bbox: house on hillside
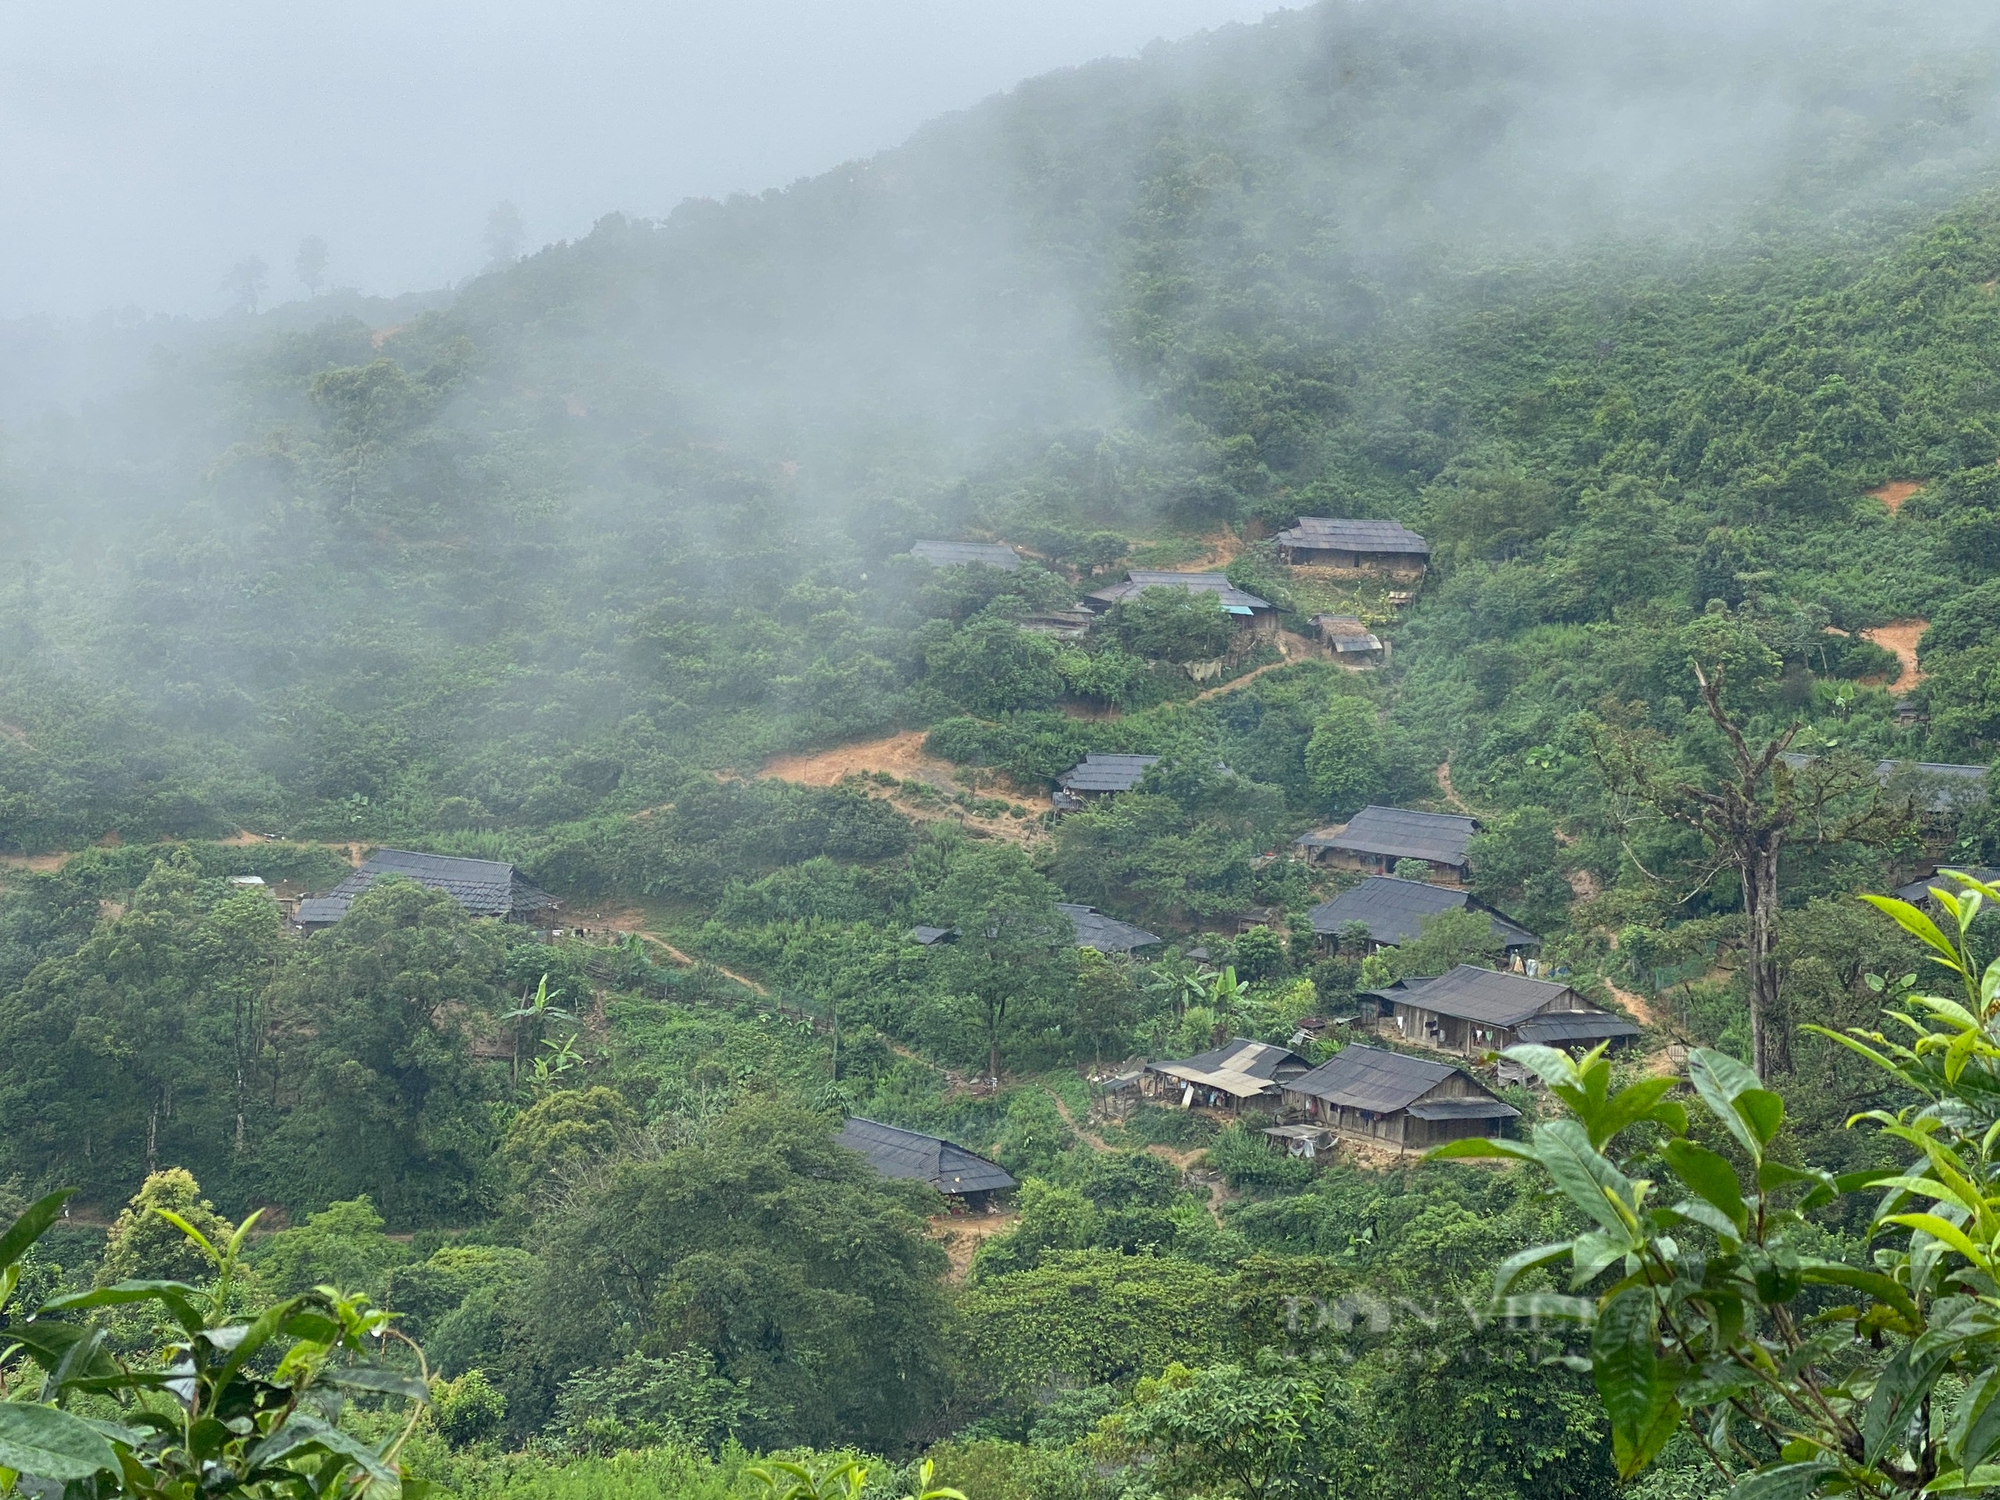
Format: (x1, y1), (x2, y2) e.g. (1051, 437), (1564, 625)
(1309, 876), (1539, 963)
(836, 1116), (1015, 1209)
(1144, 1038), (1312, 1113)
(1295, 806), (1480, 884)
(1058, 903), (1163, 956)
(907, 539), (1021, 571)
(1083, 571), (1278, 635)
(1892, 868), (2000, 906)
(1272, 518), (1429, 575)
(295, 849), (557, 933)
(1280, 1044), (1518, 1153)
(1052, 753), (1160, 812)
(1363, 964), (1639, 1058)
(907, 925), (960, 946)
(1310, 614), (1385, 665)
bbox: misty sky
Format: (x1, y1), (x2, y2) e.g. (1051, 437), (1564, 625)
(3, 0), (1284, 321)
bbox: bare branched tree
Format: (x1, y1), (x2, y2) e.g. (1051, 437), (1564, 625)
(1594, 665), (1908, 1079)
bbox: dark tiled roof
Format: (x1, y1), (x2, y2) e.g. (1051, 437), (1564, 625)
(1057, 754), (1161, 794)
(908, 926), (960, 945)
(1084, 571), (1273, 612)
(1057, 902), (1162, 954)
(1516, 1013), (1642, 1045)
(908, 539), (1020, 571)
(1274, 518), (1430, 555)
(299, 849), (556, 926)
(1150, 1038), (1311, 1097)
(1778, 756), (1988, 815)
(837, 1117), (1016, 1195)
(1297, 806), (1479, 865)
(1893, 868), (2000, 903)
(1876, 760), (1989, 813)
(1287, 1044), (1462, 1111)
(1393, 964), (1579, 1027)
(1309, 877), (1540, 948)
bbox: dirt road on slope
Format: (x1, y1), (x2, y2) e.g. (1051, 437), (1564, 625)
(759, 730), (1044, 841)
(1867, 480), (1925, 514)
(1861, 620), (1928, 689)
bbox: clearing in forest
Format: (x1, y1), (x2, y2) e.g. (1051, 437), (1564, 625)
(759, 730), (1044, 841)
(1861, 619), (1927, 688)
(1866, 479), (1925, 513)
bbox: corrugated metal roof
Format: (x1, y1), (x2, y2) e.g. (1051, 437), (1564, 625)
(1057, 902), (1162, 954)
(1309, 877), (1540, 949)
(1274, 518), (1431, 555)
(1056, 753), (1161, 793)
(1408, 1097), (1521, 1121)
(1396, 964), (1580, 1026)
(1084, 571), (1273, 611)
(1150, 1038), (1310, 1097)
(836, 1116), (1016, 1195)
(1286, 1044), (1464, 1111)
(908, 539), (1021, 570)
(1296, 806), (1479, 865)
(298, 849), (556, 927)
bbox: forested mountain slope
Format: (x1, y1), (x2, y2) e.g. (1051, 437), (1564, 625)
(11, 3), (2000, 1497)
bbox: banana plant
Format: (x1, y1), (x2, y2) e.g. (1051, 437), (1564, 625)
(0, 1190), (428, 1500)
(1433, 870), (2000, 1500)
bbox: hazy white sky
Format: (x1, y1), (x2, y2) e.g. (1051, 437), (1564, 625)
(1, 0), (1283, 319)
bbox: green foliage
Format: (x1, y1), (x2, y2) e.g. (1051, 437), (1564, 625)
(433, 1369), (510, 1448)
(548, 1350), (753, 1455)
(0, 1188), (430, 1500)
(1208, 1124), (1314, 1193)
(1304, 698), (1384, 815)
(1107, 589), (1236, 664)
(255, 1194), (411, 1299)
(960, 1249), (1231, 1395)
(532, 1096), (950, 1451)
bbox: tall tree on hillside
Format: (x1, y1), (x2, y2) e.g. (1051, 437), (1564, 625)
(932, 843), (1075, 1081)
(1594, 665), (1904, 1079)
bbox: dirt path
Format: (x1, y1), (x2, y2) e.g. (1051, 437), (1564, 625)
(1049, 1093), (1232, 1220)
(0, 851), (67, 872)
(1860, 619), (1927, 689)
(628, 931), (770, 996)
(1867, 480), (1925, 514)
(1189, 631), (1324, 704)
(929, 1211), (1019, 1282)
(1436, 759), (1474, 816)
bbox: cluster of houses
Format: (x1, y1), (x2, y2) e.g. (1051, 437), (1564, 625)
(906, 515), (1425, 680)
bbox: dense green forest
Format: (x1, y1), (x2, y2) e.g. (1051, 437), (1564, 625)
(17, 2), (2000, 1498)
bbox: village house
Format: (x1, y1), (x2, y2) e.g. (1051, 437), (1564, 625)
(1892, 868), (2000, 906)
(1058, 903), (1163, 956)
(1294, 806), (1479, 884)
(907, 539), (1021, 571)
(906, 904), (1159, 956)
(1278, 1044), (1518, 1154)
(836, 1116), (1016, 1210)
(1083, 571), (1279, 636)
(1052, 753), (1160, 812)
(1144, 1038), (1312, 1114)
(1309, 876), (1540, 964)
(294, 849), (558, 933)
(1017, 609), (1094, 640)
(1363, 964), (1639, 1058)
(1271, 518), (1430, 575)
(1309, 614), (1386, 665)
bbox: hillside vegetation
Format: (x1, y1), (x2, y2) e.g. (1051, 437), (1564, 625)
(10, 3), (2000, 1499)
